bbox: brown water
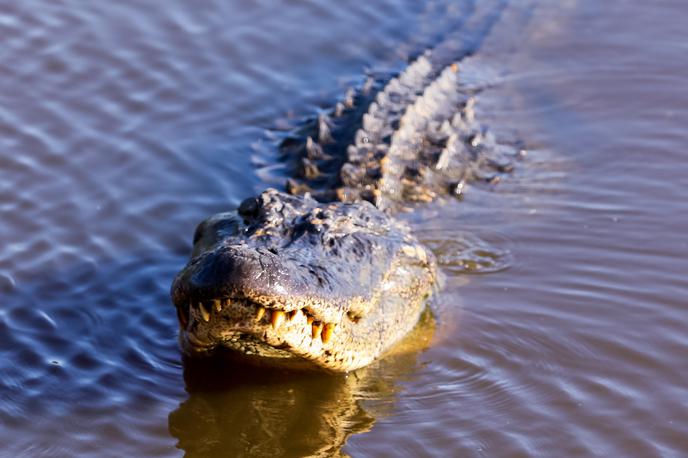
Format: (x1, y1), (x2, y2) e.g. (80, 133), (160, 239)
(1, 0), (687, 456)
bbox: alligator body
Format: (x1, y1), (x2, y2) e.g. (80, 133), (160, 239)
(282, 56), (513, 211)
(171, 3), (518, 372)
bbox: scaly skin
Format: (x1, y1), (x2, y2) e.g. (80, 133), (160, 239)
(282, 57), (515, 211)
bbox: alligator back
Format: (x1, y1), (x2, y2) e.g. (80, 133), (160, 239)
(269, 0), (522, 211)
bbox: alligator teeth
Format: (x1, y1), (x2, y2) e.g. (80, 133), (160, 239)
(199, 302), (211, 322)
(311, 321), (323, 339)
(213, 299), (222, 312)
(255, 306), (266, 322)
(271, 310), (285, 329)
(321, 323), (335, 344)
(288, 309), (303, 322)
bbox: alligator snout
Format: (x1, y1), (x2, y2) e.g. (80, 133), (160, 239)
(172, 244), (287, 305)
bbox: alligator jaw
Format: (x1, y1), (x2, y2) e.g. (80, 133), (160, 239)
(176, 296), (342, 346)
(171, 273), (388, 371)
(173, 262), (431, 372)
(174, 296), (350, 365)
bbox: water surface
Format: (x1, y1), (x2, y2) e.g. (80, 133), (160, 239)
(1, 0), (686, 456)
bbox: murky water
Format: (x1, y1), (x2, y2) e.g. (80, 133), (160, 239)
(1, 0), (686, 456)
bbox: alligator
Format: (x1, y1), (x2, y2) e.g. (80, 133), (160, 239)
(171, 189), (436, 371)
(171, 5), (519, 372)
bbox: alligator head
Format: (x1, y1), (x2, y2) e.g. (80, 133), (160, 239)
(171, 189), (436, 371)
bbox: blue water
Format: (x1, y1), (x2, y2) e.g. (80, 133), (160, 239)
(1, 0), (687, 456)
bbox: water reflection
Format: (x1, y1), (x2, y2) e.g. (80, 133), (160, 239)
(171, 358), (371, 457)
(169, 312), (435, 457)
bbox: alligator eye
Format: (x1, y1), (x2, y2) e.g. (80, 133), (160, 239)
(238, 196), (260, 219)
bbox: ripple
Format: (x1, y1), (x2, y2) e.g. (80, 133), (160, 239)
(422, 229), (514, 274)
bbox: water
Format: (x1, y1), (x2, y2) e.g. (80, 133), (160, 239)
(1, 0), (686, 456)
